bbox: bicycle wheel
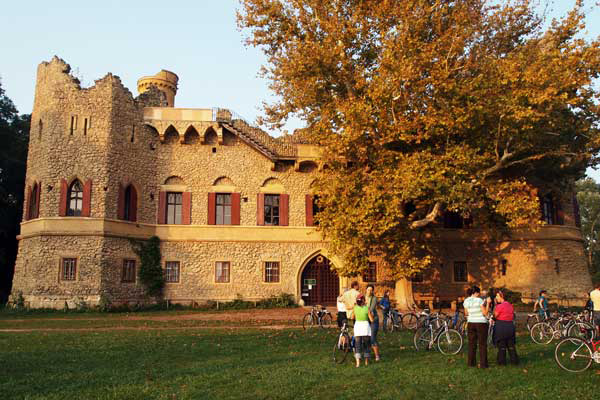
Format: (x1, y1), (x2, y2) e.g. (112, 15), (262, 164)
(526, 315), (539, 331)
(567, 322), (595, 341)
(302, 313), (314, 330)
(437, 329), (463, 355)
(402, 313), (418, 330)
(554, 336), (593, 373)
(384, 316), (395, 333)
(320, 313), (333, 329)
(333, 333), (351, 364)
(530, 322), (554, 344)
(414, 327), (432, 351)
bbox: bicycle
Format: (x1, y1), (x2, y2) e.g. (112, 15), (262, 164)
(333, 322), (353, 363)
(413, 315), (463, 355)
(303, 305), (333, 330)
(383, 308), (404, 332)
(555, 336), (600, 373)
(530, 313), (595, 345)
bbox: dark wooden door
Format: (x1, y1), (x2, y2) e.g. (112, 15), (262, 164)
(301, 255), (339, 305)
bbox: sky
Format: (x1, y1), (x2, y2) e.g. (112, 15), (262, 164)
(2, 0), (600, 179)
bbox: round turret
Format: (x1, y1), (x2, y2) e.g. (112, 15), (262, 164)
(137, 70), (179, 107)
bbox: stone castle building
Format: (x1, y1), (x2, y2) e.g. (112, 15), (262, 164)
(11, 57), (593, 309)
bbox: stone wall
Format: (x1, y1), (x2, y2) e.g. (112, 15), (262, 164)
(12, 235), (104, 308)
(11, 57), (593, 308)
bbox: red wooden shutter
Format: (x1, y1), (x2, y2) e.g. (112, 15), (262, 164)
(59, 179), (68, 217)
(231, 193), (241, 225)
(182, 192), (192, 225)
(82, 179), (93, 217)
(25, 185), (32, 220)
(305, 194), (313, 226)
(257, 193), (265, 226)
(130, 186), (138, 222)
(280, 194), (289, 226)
(208, 192), (216, 225)
(117, 184), (125, 220)
(34, 181), (41, 218)
(158, 191), (167, 224)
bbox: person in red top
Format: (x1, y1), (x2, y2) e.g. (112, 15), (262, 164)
(493, 290), (519, 365)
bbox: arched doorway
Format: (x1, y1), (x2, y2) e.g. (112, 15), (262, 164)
(300, 255), (339, 305)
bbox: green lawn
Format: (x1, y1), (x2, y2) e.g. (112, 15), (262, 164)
(1, 318), (598, 400)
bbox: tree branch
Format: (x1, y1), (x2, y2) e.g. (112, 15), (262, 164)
(410, 202), (442, 229)
(483, 151), (580, 178)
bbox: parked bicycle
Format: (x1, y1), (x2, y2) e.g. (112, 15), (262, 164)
(555, 335), (600, 373)
(303, 305), (333, 330)
(413, 315), (463, 355)
(333, 322), (353, 363)
(383, 308), (405, 332)
(526, 310), (550, 331)
(530, 313), (595, 345)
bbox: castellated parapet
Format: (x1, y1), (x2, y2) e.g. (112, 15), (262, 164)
(11, 57), (592, 309)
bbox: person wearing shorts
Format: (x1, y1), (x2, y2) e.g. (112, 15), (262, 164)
(590, 283), (600, 337)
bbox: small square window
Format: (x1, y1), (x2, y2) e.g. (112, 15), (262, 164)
(165, 261), (180, 283)
(61, 258), (77, 281)
(453, 262), (468, 283)
(363, 262), (377, 282)
(215, 261), (230, 283)
(122, 259), (136, 283)
(264, 261), (280, 283)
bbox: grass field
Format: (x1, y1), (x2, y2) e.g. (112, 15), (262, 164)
(1, 312), (598, 400)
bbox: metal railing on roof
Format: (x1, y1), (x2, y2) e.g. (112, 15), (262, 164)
(212, 107), (261, 129)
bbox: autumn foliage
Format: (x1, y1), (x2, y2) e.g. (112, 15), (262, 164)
(238, 0), (600, 277)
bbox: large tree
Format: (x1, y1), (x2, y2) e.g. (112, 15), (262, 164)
(576, 177), (600, 283)
(239, 1), (600, 283)
(0, 80), (30, 304)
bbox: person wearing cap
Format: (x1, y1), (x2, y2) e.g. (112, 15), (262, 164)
(533, 290), (549, 320)
(353, 293), (372, 367)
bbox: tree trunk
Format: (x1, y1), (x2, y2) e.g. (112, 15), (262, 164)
(394, 278), (417, 311)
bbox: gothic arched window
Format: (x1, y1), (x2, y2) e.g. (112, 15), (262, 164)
(67, 180), (84, 216)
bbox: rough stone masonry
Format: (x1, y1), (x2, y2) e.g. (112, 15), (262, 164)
(10, 57), (592, 309)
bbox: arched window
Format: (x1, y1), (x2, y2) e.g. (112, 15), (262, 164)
(67, 180), (84, 216)
(123, 184), (137, 222)
(28, 183), (39, 219)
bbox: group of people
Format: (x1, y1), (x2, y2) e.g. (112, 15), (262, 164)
(463, 286), (518, 368)
(334, 281), (600, 369)
(336, 281), (382, 367)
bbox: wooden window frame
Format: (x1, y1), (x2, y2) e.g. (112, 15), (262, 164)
(264, 194), (280, 226)
(363, 261), (377, 283)
(166, 192), (183, 225)
(453, 261), (468, 283)
(121, 259), (136, 283)
(60, 257), (77, 281)
(67, 180), (84, 217)
(123, 185), (138, 222)
(215, 261), (231, 283)
(215, 193), (232, 225)
(164, 261), (180, 283)
(264, 261), (280, 283)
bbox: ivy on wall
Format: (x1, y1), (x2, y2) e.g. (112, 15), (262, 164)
(131, 236), (164, 298)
